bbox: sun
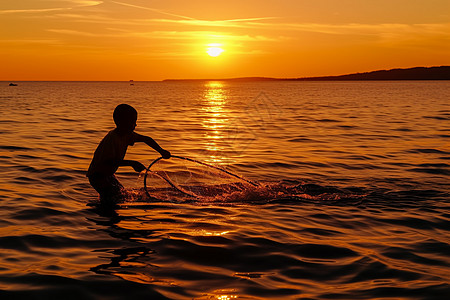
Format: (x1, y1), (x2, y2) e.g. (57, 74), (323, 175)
(206, 43), (224, 57)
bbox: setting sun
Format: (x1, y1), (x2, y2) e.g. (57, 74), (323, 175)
(206, 44), (224, 57)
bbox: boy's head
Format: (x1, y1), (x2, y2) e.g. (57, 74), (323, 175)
(113, 104), (137, 132)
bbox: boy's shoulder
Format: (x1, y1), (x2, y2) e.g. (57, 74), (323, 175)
(100, 129), (117, 142)
(100, 129), (135, 145)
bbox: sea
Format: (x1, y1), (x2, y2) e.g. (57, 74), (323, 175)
(0, 80), (449, 299)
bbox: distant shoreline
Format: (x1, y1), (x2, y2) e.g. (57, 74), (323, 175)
(163, 66), (450, 82)
(3, 66), (449, 82)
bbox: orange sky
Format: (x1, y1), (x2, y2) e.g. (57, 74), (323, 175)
(1, 0), (449, 81)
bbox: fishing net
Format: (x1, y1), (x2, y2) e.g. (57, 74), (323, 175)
(143, 155), (259, 202)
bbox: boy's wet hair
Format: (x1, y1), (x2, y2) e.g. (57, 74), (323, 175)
(113, 104), (137, 127)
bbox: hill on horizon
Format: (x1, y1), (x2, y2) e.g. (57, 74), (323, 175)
(164, 66), (450, 82)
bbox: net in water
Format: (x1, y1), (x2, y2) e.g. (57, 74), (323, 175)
(143, 156), (259, 202)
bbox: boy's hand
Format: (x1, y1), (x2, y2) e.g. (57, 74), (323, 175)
(131, 161), (146, 172)
(160, 149), (171, 159)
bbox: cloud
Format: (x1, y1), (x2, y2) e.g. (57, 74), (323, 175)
(47, 29), (126, 38)
(0, 39), (63, 45)
(0, 1), (102, 14)
(111, 1), (276, 28)
(150, 17), (277, 29)
(47, 29), (102, 37)
(47, 12), (276, 30)
(0, 7), (69, 14)
(129, 30), (277, 43)
(111, 1), (193, 20)
(46, 27), (276, 44)
(248, 21), (450, 37)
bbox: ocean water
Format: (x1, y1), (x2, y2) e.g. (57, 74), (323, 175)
(0, 80), (449, 299)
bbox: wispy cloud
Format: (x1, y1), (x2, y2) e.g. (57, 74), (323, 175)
(275, 22), (450, 36)
(111, 1), (194, 20)
(47, 28), (126, 38)
(50, 13), (153, 26)
(151, 17), (277, 28)
(0, 39), (63, 45)
(130, 30), (277, 42)
(46, 13), (276, 30)
(45, 27), (277, 44)
(47, 29), (103, 37)
(0, 7), (70, 14)
(111, 1), (276, 28)
(0, 1), (102, 14)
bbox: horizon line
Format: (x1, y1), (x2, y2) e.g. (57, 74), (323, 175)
(3, 65), (449, 82)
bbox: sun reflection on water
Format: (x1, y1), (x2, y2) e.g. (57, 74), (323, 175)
(216, 295), (237, 300)
(198, 230), (230, 236)
(201, 81), (231, 164)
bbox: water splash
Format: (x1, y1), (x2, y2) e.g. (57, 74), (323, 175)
(87, 156), (366, 207)
(129, 179), (365, 206)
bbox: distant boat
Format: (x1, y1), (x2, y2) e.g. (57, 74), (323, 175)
(9, 83), (18, 86)
(129, 80), (134, 86)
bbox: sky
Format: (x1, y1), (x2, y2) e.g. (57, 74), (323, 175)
(1, 0), (449, 81)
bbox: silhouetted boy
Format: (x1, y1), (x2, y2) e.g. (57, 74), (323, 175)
(87, 104), (170, 202)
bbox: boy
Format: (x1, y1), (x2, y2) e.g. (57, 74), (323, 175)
(87, 104), (170, 202)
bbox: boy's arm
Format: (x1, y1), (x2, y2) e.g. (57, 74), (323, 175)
(119, 159), (145, 172)
(134, 133), (171, 159)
